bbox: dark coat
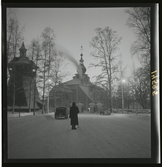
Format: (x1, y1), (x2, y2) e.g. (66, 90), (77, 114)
(69, 106), (79, 125)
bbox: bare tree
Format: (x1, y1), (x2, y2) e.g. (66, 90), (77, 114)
(7, 10), (25, 62)
(7, 9), (24, 114)
(47, 50), (69, 111)
(125, 7), (151, 107)
(37, 27), (56, 114)
(89, 82), (107, 105)
(27, 39), (36, 113)
(27, 39), (42, 114)
(130, 67), (150, 109)
(125, 7), (150, 61)
(27, 27), (69, 113)
(90, 27), (122, 113)
(50, 51), (68, 85)
(33, 40), (42, 114)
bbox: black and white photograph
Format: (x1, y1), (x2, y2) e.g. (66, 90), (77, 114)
(2, 2), (160, 164)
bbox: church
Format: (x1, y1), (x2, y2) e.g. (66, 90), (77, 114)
(49, 47), (94, 112)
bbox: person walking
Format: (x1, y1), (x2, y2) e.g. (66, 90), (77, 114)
(69, 102), (79, 130)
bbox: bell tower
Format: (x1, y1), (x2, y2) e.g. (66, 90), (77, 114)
(7, 42), (42, 111)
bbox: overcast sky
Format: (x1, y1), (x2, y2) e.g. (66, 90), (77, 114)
(13, 7), (141, 82)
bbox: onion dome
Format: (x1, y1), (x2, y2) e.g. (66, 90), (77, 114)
(80, 63), (86, 74)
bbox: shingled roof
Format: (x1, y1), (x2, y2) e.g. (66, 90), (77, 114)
(79, 85), (93, 101)
(8, 57), (38, 69)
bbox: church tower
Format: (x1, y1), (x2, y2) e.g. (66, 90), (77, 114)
(7, 42), (42, 111)
(79, 46), (86, 74)
(73, 46), (90, 85)
(79, 46), (90, 85)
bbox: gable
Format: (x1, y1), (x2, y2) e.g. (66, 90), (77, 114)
(64, 79), (81, 85)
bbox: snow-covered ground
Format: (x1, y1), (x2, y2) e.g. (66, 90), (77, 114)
(7, 112), (151, 159)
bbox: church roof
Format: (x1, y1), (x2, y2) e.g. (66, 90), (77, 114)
(23, 76), (42, 105)
(79, 85), (93, 101)
(50, 84), (73, 93)
(64, 78), (81, 85)
(19, 42), (27, 52)
(8, 42), (38, 69)
(8, 57), (38, 69)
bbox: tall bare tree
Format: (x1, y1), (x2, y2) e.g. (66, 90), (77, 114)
(7, 9), (25, 62)
(27, 39), (42, 114)
(47, 50), (69, 110)
(33, 40), (42, 114)
(7, 9), (24, 114)
(125, 7), (151, 107)
(90, 27), (122, 113)
(27, 39), (36, 113)
(38, 27), (56, 114)
(125, 7), (150, 62)
(27, 28), (69, 113)
(130, 67), (150, 109)
(89, 82), (107, 106)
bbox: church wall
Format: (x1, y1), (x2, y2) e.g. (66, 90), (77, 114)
(7, 75), (28, 108)
(52, 84), (93, 111)
(23, 76), (40, 110)
(56, 84), (91, 111)
(78, 86), (92, 111)
(68, 85), (78, 104)
(49, 98), (55, 109)
(7, 75), (15, 106)
(49, 90), (72, 109)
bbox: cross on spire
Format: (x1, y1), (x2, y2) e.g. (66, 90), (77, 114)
(80, 46), (83, 54)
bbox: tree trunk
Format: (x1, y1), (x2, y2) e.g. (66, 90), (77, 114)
(12, 27), (19, 114)
(30, 44), (35, 113)
(12, 72), (15, 114)
(33, 78), (36, 115)
(109, 55), (112, 114)
(19, 106), (20, 117)
(12, 46), (16, 114)
(47, 43), (51, 114)
(29, 79), (32, 113)
(33, 56), (38, 115)
(42, 62), (46, 114)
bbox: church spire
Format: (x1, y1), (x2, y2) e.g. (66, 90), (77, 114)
(79, 46), (84, 64)
(19, 42), (27, 57)
(79, 46), (86, 74)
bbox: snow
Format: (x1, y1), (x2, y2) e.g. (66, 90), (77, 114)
(7, 112), (151, 159)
